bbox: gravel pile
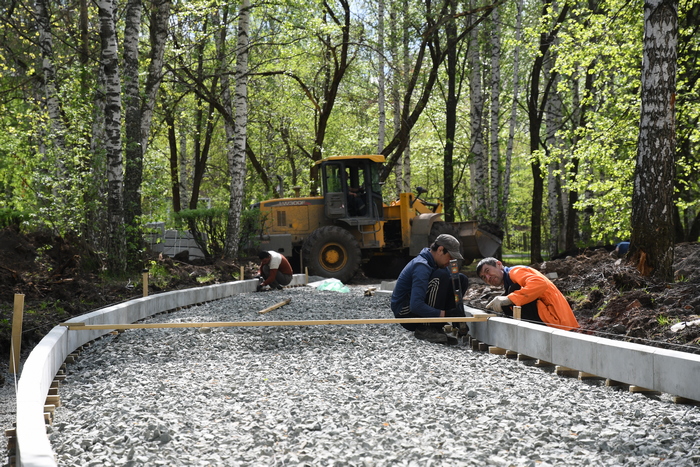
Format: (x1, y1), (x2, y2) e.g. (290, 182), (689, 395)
(49, 285), (700, 466)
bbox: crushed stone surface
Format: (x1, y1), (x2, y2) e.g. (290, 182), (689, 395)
(43, 286), (700, 466)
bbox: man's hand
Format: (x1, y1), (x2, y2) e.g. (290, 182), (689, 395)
(486, 296), (512, 312)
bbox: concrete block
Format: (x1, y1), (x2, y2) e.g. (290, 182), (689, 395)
(596, 338), (656, 390)
(653, 348), (700, 402)
(550, 330), (601, 375)
(486, 319), (519, 350)
(515, 321), (555, 363)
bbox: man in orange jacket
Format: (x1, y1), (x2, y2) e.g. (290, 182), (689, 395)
(476, 257), (579, 330)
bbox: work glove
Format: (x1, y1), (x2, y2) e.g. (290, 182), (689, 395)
(486, 296), (512, 313)
(256, 283), (264, 292)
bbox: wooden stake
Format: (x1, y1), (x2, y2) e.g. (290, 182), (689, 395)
(240, 265), (245, 281)
(60, 314), (495, 331)
(258, 298), (292, 314)
(513, 305), (521, 320)
(9, 294), (24, 374)
(142, 271), (149, 297)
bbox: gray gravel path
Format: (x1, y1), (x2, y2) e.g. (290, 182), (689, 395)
(42, 286), (700, 466)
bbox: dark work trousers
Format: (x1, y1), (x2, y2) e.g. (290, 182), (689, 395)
(502, 283), (543, 324)
(399, 268), (469, 331)
(261, 265), (293, 287)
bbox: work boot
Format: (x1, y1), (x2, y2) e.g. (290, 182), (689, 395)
(414, 325), (449, 345)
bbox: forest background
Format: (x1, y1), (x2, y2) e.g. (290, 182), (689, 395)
(0, 0), (697, 281)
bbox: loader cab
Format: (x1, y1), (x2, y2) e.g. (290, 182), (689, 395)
(319, 155), (384, 223)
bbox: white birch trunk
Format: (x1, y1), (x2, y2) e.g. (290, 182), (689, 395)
(35, 0), (67, 183)
(140, 0), (172, 153)
(225, 0), (251, 258)
(468, 22), (486, 218)
(377, 0), (386, 153)
(390, 3), (402, 197)
(488, 6), (501, 222)
(98, 0), (126, 272)
(500, 0), (523, 227)
(631, 0), (677, 280)
(400, 0), (411, 194)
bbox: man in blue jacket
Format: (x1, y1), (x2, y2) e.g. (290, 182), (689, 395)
(390, 234), (469, 344)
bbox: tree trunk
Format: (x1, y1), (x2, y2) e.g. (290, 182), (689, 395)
(224, 0), (251, 259)
(500, 0), (523, 227)
(545, 49), (563, 258)
(527, 1), (569, 264)
(488, 6), (502, 223)
(468, 22), (486, 221)
(98, 0), (126, 273)
(377, 0), (386, 154)
(630, 0), (677, 281)
(443, 5), (457, 222)
(122, 0), (144, 269)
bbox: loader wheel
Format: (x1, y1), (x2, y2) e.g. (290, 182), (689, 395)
(302, 226), (361, 283)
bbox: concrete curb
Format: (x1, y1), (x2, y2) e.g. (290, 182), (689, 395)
(467, 308), (700, 402)
(16, 275), (307, 467)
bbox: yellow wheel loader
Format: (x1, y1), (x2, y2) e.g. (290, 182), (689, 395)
(253, 155), (502, 282)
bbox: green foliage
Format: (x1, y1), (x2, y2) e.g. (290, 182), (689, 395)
(147, 260), (175, 289)
(238, 208), (266, 257)
(0, 208), (26, 230)
(174, 208), (228, 259)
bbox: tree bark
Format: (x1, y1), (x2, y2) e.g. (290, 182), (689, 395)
(224, 0), (251, 259)
(377, 0), (386, 154)
(122, 0), (144, 268)
(527, 1), (569, 263)
(468, 20), (486, 221)
(98, 0), (126, 273)
(488, 6), (502, 223)
(443, 3), (458, 222)
(630, 0), (677, 281)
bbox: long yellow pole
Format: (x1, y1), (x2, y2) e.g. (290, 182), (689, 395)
(60, 314), (494, 331)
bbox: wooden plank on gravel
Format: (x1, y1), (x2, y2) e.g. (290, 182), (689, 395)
(257, 298), (292, 314)
(60, 314), (496, 331)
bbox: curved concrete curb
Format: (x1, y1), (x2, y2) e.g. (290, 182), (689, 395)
(467, 308), (700, 402)
(16, 276), (307, 467)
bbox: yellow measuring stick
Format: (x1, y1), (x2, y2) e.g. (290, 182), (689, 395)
(60, 315), (495, 331)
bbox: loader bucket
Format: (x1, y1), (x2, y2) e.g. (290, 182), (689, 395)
(452, 221), (502, 262)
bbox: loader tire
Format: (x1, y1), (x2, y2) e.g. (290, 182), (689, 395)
(302, 226), (361, 283)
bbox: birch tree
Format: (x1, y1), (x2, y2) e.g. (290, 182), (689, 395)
(224, 0), (251, 258)
(468, 18), (486, 220)
(377, 0), (386, 153)
(98, 0), (126, 273)
(630, 0), (677, 281)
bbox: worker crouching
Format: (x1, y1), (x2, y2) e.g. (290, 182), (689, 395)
(477, 257), (579, 330)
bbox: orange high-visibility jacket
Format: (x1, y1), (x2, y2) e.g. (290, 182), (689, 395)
(505, 266), (579, 330)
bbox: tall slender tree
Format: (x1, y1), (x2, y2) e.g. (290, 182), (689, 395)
(630, 0), (678, 281)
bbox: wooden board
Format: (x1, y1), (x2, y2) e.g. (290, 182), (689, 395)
(60, 314), (496, 331)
